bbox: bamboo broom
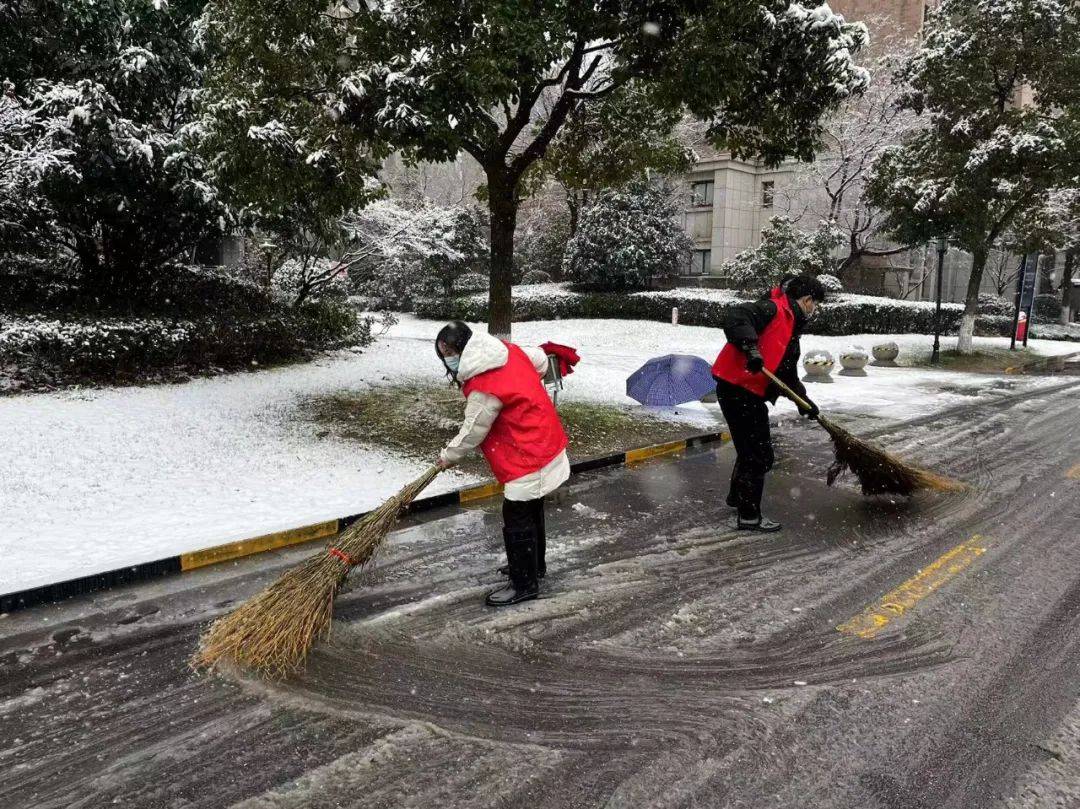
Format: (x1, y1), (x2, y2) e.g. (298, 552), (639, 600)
(192, 466), (441, 679)
(762, 369), (965, 496)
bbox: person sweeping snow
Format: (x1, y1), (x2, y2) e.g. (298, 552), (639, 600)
(434, 321), (570, 607)
(712, 275), (827, 533)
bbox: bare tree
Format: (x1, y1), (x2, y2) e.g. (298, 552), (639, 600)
(781, 22), (920, 279)
(986, 247), (1021, 297)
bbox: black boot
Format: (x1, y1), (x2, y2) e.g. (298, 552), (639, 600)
(737, 515), (782, 532)
(486, 528), (540, 607)
(735, 471), (780, 531)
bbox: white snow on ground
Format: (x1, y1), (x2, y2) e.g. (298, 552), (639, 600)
(1, 314), (1075, 593)
(391, 316), (1078, 423)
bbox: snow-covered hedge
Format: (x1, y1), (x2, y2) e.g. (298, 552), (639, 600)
(810, 294), (965, 336)
(0, 318), (196, 373)
(416, 285), (982, 336)
(974, 315), (1080, 342)
(456, 272), (489, 293)
(1, 259), (279, 317)
(416, 284), (1080, 341)
(0, 302), (368, 387)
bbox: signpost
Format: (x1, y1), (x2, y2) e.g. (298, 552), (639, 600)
(1010, 252), (1040, 350)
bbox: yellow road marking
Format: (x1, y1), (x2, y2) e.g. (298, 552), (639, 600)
(1066, 463), (1080, 480)
(625, 439), (687, 464)
(180, 520), (339, 571)
(837, 536), (989, 639)
(459, 481), (504, 503)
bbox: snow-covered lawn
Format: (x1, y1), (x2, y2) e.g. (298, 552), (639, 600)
(1, 315), (1075, 594)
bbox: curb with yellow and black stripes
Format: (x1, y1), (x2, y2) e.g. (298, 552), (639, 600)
(1, 430), (729, 614)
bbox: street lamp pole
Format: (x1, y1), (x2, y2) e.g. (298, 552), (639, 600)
(931, 236), (947, 365)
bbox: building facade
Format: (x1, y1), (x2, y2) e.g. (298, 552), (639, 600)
(680, 143), (796, 282)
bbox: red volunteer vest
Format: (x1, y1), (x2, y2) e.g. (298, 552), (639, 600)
(711, 287), (796, 397)
(462, 342), (569, 484)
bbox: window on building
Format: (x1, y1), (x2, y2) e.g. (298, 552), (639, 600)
(690, 181), (714, 207)
(686, 249), (711, 276)
(761, 181), (774, 209)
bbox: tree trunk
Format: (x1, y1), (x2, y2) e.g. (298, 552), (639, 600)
(567, 191), (579, 237)
(486, 172), (518, 338)
(75, 233), (109, 301)
(1061, 250), (1075, 324)
(957, 244), (988, 354)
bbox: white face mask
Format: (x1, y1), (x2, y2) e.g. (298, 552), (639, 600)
(444, 355), (460, 373)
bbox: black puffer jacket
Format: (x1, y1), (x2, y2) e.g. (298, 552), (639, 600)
(722, 295), (808, 404)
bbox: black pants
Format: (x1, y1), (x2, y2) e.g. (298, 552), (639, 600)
(502, 496), (547, 572)
(716, 380), (774, 520)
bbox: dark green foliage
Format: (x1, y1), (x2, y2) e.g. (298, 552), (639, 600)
(1, 0), (231, 298)
(1033, 293), (1062, 320)
(197, 0), (382, 257)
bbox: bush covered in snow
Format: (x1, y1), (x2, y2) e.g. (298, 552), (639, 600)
(720, 217), (843, 293)
(562, 180), (691, 290)
(1033, 293), (1062, 321)
(0, 255), (80, 310)
(817, 273), (843, 293)
(419, 283), (1080, 341)
(0, 260), (372, 389)
(419, 282), (1080, 341)
(973, 315), (1080, 342)
(977, 293), (1014, 316)
(521, 269), (553, 285)
(1, 259), (279, 319)
(342, 200), (488, 307)
(456, 272), (489, 293)
(515, 205), (570, 282)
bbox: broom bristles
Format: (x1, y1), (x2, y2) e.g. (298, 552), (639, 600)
(192, 466), (440, 678)
(819, 416), (966, 496)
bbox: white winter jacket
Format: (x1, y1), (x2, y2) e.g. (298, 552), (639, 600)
(440, 330), (570, 501)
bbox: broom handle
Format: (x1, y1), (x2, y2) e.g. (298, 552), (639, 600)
(760, 368), (815, 412)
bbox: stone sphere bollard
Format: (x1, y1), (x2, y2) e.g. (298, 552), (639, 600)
(871, 341), (900, 366)
(802, 350), (835, 383)
(839, 345), (869, 376)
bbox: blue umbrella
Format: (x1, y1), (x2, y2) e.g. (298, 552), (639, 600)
(626, 354), (716, 406)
